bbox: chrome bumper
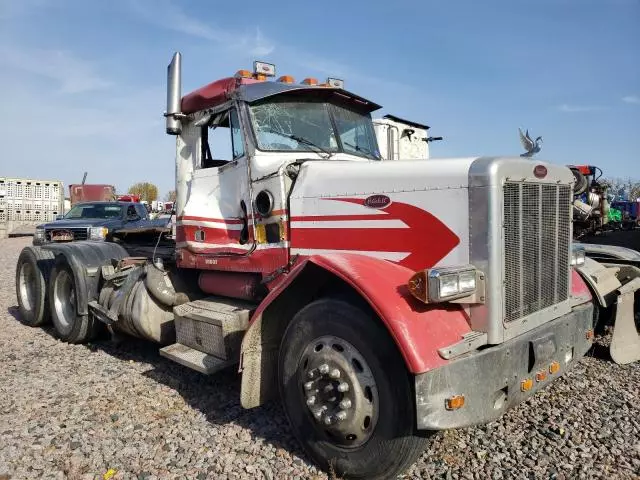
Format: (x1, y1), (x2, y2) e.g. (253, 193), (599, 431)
(415, 302), (594, 430)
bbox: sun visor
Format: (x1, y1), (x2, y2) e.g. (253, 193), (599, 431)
(233, 82), (382, 113)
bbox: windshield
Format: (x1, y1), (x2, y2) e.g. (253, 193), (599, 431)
(249, 98), (380, 160)
(64, 204), (123, 219)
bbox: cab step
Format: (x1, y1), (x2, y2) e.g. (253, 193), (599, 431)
(159, 343), (235, 374)
(159, 296), (256, 374)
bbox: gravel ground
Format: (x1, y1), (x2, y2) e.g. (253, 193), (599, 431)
(0, 236), (639, 480)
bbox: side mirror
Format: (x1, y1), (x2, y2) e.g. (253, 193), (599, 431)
(55, 214), (64, 220)
(127, 214), (141, 222)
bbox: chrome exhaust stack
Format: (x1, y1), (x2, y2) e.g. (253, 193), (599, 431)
(165, 52), (183, 135)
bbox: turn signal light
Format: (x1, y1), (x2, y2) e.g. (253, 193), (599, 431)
(521, 378), (533, 391)
(277, 75), (295, 84)
(445, 395), (465, 410)
(586, 329), (594, 340)
(407, 271), (428, 302)
(549, 361), (560, 375)
(535, 370), (547, 382)
(302, 77), (318, 85)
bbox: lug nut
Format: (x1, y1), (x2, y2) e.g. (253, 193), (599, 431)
(337, 382), (350, 393)
(307, 369), (316, 379)
(329, 369), (341, 379)
(323, 415), (335, 425)
(304, 381), (314, 391)
(339, 399), (352, 410)
(306, 396), (316, 406)
(335, 411), (347, 422)
(318, 364), (330, 374)
(313, 409), (323, 420)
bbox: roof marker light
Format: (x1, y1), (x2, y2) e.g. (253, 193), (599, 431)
(253, 61), (276, 77)
(235, 70), (253, 79)
(302, 77), (318, 86)
(327, 77), (344, 89)
(277, 75), (295, 84)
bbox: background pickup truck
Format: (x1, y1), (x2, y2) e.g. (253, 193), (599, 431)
(32, 201), (167, 245)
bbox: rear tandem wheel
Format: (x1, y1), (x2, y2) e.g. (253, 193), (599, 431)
(15, 246), (55, 327)
(48, 258), (104, 343)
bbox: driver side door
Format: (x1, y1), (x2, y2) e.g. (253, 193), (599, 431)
(179, 108), (254, 257)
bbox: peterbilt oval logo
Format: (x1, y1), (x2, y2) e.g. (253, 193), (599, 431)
(534, 165), (547, 179)
(364, 194), (391, 209)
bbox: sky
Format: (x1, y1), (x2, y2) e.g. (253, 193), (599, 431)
(0, 0), (638, 198)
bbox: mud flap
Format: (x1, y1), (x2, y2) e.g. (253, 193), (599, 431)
(610, 277), (640, 364)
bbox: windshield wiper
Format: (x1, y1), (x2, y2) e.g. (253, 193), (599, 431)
(263, 129), (334, 159)
(344, 141), (381, 160)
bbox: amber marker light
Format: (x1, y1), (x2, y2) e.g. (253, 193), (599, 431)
(549, 361), (561, 375)
(521, 378), (533, 392)
(277, 75), (295, 84)
(445, 395), (465, 410)
(235, 69), (253, 79)
(535, 370), (547, 382)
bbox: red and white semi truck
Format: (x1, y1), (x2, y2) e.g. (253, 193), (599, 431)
(14, 53), (640, 479)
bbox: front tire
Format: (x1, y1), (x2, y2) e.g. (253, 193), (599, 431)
(15, 246), (55, 327)
(49, 260), (102, 343)
(278, 298), (430, 480)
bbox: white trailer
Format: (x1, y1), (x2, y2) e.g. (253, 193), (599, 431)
(0, 177), (64, 239)
(373, 114), (441, 161)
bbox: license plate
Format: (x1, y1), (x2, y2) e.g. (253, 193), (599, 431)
(51, 230), (74, 241)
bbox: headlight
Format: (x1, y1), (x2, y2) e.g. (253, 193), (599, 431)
(33, 228), (46, 243)
(570, 246), (585, 266)
(89, 227), (108, 240)
(408, 265), (484, 304)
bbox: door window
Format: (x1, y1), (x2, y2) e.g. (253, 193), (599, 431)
(200, 108), (245, 169)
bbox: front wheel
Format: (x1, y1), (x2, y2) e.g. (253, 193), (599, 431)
(278, 298), (430, 480)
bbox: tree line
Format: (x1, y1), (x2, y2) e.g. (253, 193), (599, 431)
(127, 182), (175, 202)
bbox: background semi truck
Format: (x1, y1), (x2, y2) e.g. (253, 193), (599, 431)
(13, 54), (640, 479)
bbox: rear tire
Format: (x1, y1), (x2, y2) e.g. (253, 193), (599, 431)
(49, 260), (103, 343)
(15, 246), (55, 327)
(278, 298), (430, 480)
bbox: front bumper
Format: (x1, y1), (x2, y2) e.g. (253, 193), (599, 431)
(415, 302), (594, 430)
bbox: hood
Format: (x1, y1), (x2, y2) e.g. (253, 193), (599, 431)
(288, 157), (479, 270)
(39, 218), (123, 229)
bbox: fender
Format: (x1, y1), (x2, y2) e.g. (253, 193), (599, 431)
(239, 253), (473, 408)
(575, 257), (622, 308)
(42, 242), (129, 316)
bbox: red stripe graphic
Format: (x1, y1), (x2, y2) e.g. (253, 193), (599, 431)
(178, 209), (288, 224)
(176, 224), (242, 243)
(291, 198), (460, 271)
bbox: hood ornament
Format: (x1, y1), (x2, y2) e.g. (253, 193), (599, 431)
(518, 128), (543, 158)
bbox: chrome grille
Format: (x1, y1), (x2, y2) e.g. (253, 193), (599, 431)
(45, 227), (89, 241)
(503, 182), (571, 322)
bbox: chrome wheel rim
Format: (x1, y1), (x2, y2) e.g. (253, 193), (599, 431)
(299, 335), (379, 447)
(18, 262), (36, 312)
(53, 270), (76, 334)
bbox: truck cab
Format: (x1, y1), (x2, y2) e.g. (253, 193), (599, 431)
(13, 53), (640, 480)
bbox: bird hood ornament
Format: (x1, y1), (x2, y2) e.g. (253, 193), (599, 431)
(519, 128), (543, 158)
